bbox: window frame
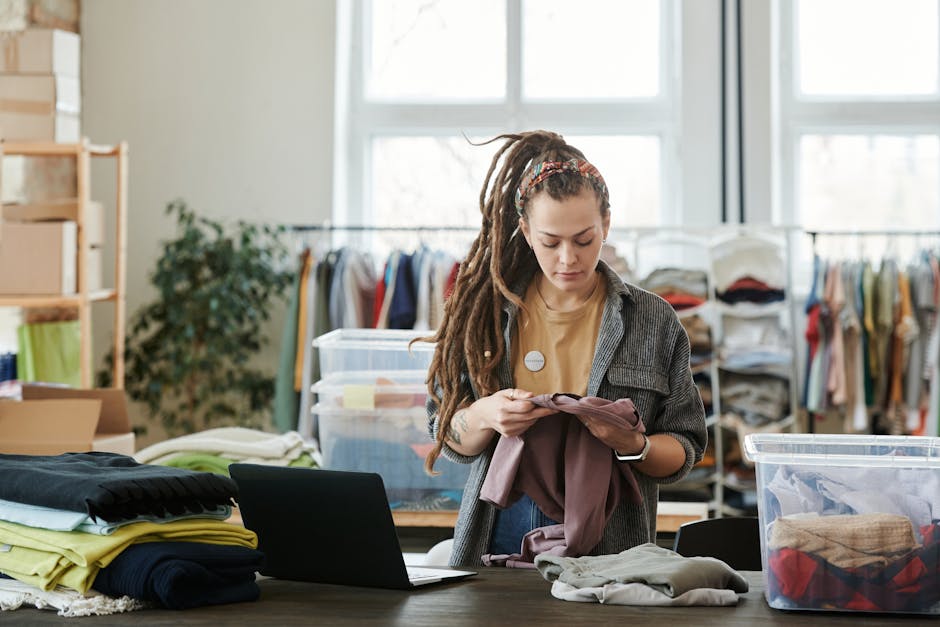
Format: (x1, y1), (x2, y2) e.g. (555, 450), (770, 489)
(334, 0), (723, 230)
(774, 0), (940, 227)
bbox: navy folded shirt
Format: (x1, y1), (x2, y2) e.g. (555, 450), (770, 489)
(92, 541), (264, 610)
(0, 452), (237, 521)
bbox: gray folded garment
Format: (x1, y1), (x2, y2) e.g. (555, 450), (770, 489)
(535, 543), (749, 597)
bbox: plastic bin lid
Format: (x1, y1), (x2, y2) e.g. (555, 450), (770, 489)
(744, 433), (940, 469)
(312, 328), (436, 351)
(311, 370), (429, 391)
(311, 403), (427, 418)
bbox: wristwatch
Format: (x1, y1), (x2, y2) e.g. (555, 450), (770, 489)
(615, 434), (651, 462)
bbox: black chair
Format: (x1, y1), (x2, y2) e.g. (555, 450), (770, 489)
(672, 516), (762, 571)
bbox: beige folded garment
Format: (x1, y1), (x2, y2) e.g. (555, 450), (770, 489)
(768, 513), (918, 569)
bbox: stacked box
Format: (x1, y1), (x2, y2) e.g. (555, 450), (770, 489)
(0, 28), (80, 142)
(745, 433), (940, 615)
(0, 1), (80, 33)
(2, 198), (105, 291)
(0, 220), (75, 294)
(310, 329), (469, 510)
(1, 28), (80, 206)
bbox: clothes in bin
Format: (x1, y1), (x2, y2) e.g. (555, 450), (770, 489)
(315, 405), (469, 510)
(745, 433), (940, 615)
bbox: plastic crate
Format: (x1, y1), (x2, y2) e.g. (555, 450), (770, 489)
(313, 401), (468, 511)
(744, 433), (940, 615)
(311, 370), (429, 409)
(312, 329), (435, 379)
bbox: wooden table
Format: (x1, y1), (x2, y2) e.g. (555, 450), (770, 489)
(7, 570), (930, 625)
(391, 500), (709, 532)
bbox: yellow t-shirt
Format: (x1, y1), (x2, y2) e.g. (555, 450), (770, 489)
(512, 271), (607, 396)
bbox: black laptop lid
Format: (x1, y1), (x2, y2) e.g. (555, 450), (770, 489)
(230, 463), (412, 589)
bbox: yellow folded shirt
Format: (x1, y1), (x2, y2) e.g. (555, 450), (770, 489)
(0, 517), (257, 593)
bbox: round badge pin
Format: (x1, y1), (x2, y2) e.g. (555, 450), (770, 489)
(524, 350), (545, 372)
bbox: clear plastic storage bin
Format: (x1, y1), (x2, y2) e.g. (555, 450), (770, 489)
(312, 329), (435, 378)
(312, 370), (429, 409)
(312, 380), (469, 510)
(745, 433), (940, 615)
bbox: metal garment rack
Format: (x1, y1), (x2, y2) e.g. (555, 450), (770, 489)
(807, 229), (940, 245)
(287, 224), (479, 233)
(807, 229), (940, 235)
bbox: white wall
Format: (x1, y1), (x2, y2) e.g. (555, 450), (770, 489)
(81, 0), (336, 442)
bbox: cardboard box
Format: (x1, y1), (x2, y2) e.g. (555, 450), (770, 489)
(1, 155), (77, 205)
(0, 28), (80, 76)
(0, 2), (79, 33)
(0, 220), (76, 294)
(22, 384), (136, 455)
(0, 109), (79, 141)
(13, 384), (135, 455)
(0, 74), (80, 114)
(3, 198), (104, 246)
(0, 73), (80, 142)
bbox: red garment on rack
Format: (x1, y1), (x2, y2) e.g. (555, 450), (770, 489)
(372, 262), (387, 328)
(444, 262), (459, 300)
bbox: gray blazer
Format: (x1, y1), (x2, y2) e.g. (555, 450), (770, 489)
(428, 260), (708, 567)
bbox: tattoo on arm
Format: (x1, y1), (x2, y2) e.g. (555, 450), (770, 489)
(446, 409), (469, 446)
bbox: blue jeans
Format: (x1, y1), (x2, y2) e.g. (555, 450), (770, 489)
(489, 493), (559, 555)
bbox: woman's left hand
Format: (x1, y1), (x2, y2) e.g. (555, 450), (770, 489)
(577, 415), (646, 456)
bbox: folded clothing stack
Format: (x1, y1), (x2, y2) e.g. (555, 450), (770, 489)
(0, 451), (263, 616)
(134, 427), (321, 475)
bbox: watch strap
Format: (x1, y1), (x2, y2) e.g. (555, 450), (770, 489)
(615, 434), (651, 462)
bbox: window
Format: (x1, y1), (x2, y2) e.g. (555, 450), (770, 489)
(777, 0), (940, 232)
(335, 0), (720, 234)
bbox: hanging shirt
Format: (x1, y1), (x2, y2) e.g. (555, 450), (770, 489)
(512, 272), (607, 396)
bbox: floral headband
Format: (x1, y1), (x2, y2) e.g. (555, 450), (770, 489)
(514, 158), (609, 216)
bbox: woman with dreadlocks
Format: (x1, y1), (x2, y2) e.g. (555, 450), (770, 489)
(423, 130), (707, 568)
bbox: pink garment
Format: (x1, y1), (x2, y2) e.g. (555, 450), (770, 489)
(480, 393), (644, 567)
(826, 264), (847, 406)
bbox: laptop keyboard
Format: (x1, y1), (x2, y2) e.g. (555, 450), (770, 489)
(407, 567), (445, 582)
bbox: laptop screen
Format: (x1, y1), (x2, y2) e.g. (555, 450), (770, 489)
(230, 464), (420, 589)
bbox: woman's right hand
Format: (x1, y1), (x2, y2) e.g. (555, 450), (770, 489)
(444, 388), (555, 456)
(472, 388), (555, 438)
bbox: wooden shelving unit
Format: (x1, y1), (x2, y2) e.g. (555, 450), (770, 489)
(0, 138), (128, 388)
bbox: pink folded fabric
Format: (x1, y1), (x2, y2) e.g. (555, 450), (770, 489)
(481, 393), (645, 567)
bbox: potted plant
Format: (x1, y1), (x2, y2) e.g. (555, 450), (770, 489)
(100, 199), (295, 435)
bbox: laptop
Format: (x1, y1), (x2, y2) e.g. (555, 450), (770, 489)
(229, 463), (476, 589)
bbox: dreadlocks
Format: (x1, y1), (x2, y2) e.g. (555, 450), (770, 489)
(421, 130), (610, 473)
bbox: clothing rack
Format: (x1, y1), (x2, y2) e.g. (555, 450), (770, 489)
(803, 231), (940, 439)
(287, 224), (479, 232)
(808, 230), (940, 244)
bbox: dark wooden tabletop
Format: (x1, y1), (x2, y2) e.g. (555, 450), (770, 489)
(3, 570), (932, 625)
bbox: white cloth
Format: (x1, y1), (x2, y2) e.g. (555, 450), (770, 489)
(550, 580), (739, 606)
(134, 427), (315, 464)
(0, 498), (229, 535)
(0, 578), (146, 617)
(711, 235), (785, 292)
(766, 465), (940, 537)
(413, 247), (433, 331)
(535, 544), (749, 597)
(297, 256), (320, 438)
